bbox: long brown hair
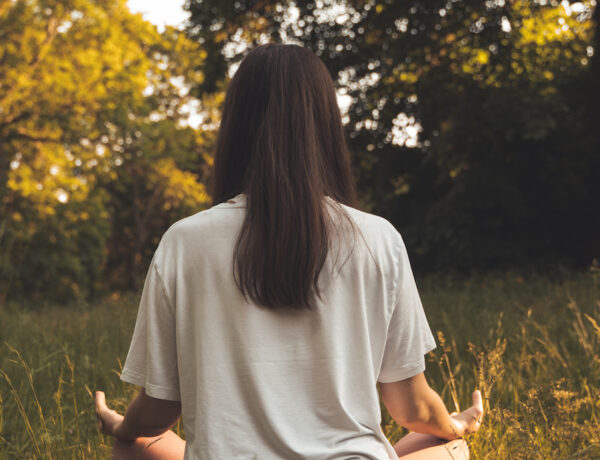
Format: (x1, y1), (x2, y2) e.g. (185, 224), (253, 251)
(210, 43), (359, 310)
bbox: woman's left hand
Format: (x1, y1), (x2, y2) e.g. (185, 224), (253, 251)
(95, 391), (124, 437)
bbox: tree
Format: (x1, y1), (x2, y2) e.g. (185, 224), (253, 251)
(185, 0), (598, 269)
(0, 0), (210, 302)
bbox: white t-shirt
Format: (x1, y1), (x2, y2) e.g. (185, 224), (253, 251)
(121, 193), (436, 460)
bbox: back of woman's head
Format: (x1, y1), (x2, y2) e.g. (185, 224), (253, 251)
(211, 43), (358, 311)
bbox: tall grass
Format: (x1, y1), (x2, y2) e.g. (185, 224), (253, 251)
(382, 267), (600, 459)
(0, 294), (140, 458)
(1, 269), (599, 459)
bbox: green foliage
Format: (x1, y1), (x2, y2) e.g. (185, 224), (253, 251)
(0, 0), (211, 301)
(185, 0), (600, 270)
(0, 187), (110, 303)
(0, 271), (598, 458)
(1, 0), (599, 302)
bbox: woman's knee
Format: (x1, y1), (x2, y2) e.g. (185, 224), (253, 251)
(111, 432), (185, 460)
(443, 438), (469, 459)
(394, 432), (469, 459)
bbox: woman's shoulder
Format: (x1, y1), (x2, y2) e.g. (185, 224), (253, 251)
(169, 198), (245, 231)
(335, 200), (402, 243)
(158, 204), (243, 253)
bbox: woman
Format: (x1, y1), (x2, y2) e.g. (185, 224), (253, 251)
(95, 43), (483, 459)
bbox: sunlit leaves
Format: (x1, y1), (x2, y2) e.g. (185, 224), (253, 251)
(0, 0), (211, 301)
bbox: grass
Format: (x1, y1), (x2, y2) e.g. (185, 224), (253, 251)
(1, 267), (599, 459)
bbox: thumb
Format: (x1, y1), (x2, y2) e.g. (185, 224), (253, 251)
(95, 391), (106, 413)
(472, 390), (483, 415)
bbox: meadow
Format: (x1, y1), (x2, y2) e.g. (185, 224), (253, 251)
(0, 267), (598, 459)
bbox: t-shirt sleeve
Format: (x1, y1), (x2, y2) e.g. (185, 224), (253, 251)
(120, 248), (181, 401)
(377, 234), (437, 383)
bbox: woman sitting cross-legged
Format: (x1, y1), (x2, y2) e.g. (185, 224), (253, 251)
(95, 43), (483, 460)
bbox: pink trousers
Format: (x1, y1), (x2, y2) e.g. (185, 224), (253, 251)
(111, 431), (469, 459)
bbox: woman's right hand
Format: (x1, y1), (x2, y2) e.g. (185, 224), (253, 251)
(380, 374), (484, 441)
(450, 390), (484, 437)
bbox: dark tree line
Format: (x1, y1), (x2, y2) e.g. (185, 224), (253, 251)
(185, 0), (599, 270)
(0, 0), (597, 304)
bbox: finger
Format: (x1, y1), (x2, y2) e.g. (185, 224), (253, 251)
(450, 411), (458, 416)
(95, 391), (107, 420)
(472, 390), (483, 416)
(95, 391), (106, 410)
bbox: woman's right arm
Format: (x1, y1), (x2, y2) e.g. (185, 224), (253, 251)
(379, 372), (483, 440)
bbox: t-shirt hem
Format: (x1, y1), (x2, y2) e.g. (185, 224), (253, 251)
(377, 343), (437, 383)
(120, 367), (181, 401)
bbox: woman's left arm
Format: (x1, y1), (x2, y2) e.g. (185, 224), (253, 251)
(95, 389), (182, 441)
